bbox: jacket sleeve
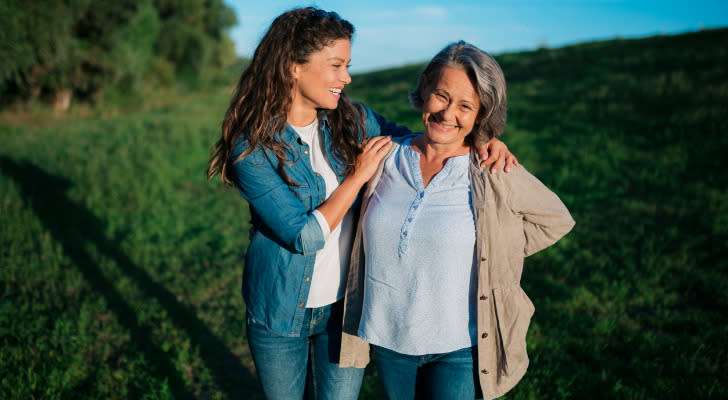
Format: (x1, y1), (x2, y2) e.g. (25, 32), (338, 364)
(231, 140), (325, 255)
(363, 107), (414, 139)
(503, 165), (575, 257)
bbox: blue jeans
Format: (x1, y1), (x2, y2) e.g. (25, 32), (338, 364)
(372, 344), (485, 400)
(246, 300), (364, 400)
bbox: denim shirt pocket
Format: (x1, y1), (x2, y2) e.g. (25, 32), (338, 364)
(288, 184), (312, 209)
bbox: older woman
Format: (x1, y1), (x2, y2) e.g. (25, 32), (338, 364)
(340, 42), (575, 399)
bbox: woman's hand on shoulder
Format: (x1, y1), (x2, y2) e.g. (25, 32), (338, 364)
(352, 136), (392, 184)
(478, 138), (519, 173)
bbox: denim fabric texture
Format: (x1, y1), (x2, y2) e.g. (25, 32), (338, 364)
(246, 301), (364, 400)
(232, 107), (411, 337)
(372, 345), (485, 400)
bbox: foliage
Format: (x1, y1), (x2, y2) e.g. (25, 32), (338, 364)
(1, 28), (727, 399)
(0, 0), (237, 109)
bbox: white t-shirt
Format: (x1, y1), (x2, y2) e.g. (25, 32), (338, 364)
(291, 119), (355, 308)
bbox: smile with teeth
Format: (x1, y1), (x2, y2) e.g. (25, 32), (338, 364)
(329, 88), (342, 95)
(430, 115), (458, 130)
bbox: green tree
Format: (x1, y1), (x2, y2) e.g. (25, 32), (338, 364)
(154, 0), (237, 87)
(0, 0), (238, 111)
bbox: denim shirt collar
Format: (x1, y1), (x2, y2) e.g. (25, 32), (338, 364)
(280, 111), (331, 142)
(282, 112), (346, 179)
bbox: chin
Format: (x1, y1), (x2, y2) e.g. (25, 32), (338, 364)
(321, 100), (340, 110)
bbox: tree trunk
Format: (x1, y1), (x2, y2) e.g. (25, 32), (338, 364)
(54, 88), (72, 112)
(28, 64), (44, 101)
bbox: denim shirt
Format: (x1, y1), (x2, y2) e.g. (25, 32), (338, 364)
(232, 106), (411, 337)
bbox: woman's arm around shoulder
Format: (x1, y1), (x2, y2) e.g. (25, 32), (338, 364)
(363, 106), (518, 172)
(362, 106), (413, 139)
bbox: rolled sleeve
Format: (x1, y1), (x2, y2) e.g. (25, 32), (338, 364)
(311, 209), (332, 241)
(297, 214), (327, 255)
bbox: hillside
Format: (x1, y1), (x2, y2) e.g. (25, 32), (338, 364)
(2, 28), (727, 399)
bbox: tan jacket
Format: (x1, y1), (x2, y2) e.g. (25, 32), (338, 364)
(340, 140), (575, 399)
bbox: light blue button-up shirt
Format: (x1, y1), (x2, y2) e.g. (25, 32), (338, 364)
(231, 106), (411, 337)
(358, 137), (478, 355)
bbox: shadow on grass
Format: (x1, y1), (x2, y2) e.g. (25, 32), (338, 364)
(1, 156), (261, 399)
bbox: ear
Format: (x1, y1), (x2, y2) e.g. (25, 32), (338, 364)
(290, 62), (300, 80)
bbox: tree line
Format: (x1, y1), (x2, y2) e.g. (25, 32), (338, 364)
(0, 0), (238, 111)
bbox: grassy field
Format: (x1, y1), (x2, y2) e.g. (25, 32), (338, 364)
(2, 28), (727, 399)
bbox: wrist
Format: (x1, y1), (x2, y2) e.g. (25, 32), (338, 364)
(347, 171), (369, 188)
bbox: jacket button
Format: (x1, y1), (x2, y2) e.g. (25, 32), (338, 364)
(304, 150), (309, 155)
(479, 295), (488, 301)
(299, 302), (304, 307)
(481, 332), (488, 338)
(481, 256), (486, 262)
(305, 277), (310, 281)
(481, 369), (489, 375)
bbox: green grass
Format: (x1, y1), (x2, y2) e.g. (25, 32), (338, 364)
(2, 28), (728, 399)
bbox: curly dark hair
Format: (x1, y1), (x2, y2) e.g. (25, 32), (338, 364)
(207, 7), (365, 185)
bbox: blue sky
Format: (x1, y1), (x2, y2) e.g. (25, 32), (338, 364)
(224, 0), (728, 73)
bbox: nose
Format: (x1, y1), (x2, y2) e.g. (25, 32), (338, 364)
(341, 69), (351, 85)
(439, 102), (456, 121)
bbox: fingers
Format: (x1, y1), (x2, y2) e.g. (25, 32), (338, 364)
(352, 136), (392, 183)
(503, 154), (519, 172)
(480, 149), (513, 173)
(480, 152), (496, 166)
(363, 135), (391, 149)
(362, 135), (392, 155)
(491, 158), (506, 174)
(479, 149), (501, 173)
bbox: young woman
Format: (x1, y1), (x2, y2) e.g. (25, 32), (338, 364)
(207, 8), (516, 400)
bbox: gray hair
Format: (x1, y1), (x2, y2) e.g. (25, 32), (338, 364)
(409, 41), (507, 145)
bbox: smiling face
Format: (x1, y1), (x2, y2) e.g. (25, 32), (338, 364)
(289, 38), (352, 124)
(421, 66), (481, 149)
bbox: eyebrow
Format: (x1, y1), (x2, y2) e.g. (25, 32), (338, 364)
(328, 57), (350, 63)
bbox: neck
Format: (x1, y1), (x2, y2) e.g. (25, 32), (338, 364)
(287, 97), (318, 127)
(412, 136), (470, 162)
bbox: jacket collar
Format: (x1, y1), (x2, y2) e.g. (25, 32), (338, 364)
(283, 111), (331, 144)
